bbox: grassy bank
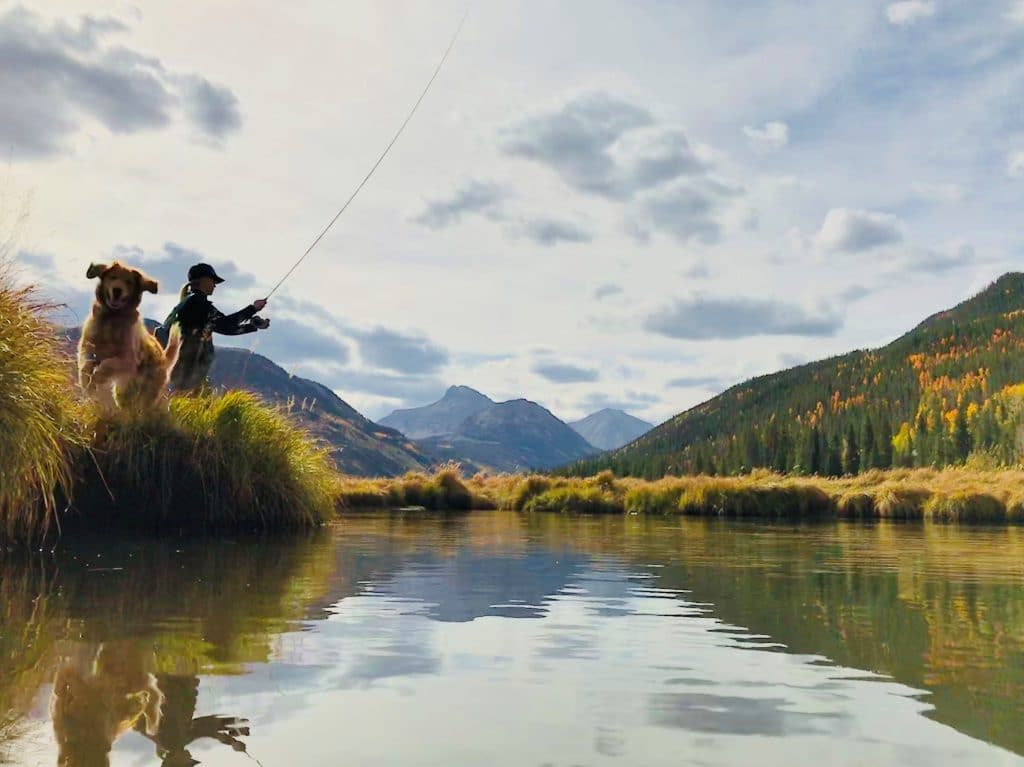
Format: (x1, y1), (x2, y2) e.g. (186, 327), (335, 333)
(339, 467), (1024, 522)
(71, 390), (338, 533)
(0, 267), (337, 539)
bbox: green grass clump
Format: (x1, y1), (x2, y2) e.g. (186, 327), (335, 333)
(677, 478), (831, 518)
(337, 465), (495, 511)
(73, 390), (336, 531)
(523, 485), (621, 514)
(0, 266), (82, 540)
(836, 490), (875, 519)
(872, 485), (930, 519)
(623, 482), (685, 514)
(923, 491), (1006, 523)
(507, 475), (555, 511)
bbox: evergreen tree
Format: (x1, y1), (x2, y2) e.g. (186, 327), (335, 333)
(808, 426), (823, 475)
(861, 418), (876, 470)
(825, 434), (843, 476)
(843, 425), (860, 475)
(954, 406), (971, 461)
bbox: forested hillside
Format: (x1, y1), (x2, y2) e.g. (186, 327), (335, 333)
(566, 273), (1024, 478)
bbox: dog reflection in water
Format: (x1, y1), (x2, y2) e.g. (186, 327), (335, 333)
(49, 641), (250, 766)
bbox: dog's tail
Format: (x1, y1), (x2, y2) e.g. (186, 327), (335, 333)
(163, 324), (182, 374)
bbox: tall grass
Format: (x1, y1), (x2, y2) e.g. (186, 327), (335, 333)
(339, 467), (1024, 523)
(0, 263), (82, 540)
(73, 391), (337, 532)
(336, 464), (495, 511)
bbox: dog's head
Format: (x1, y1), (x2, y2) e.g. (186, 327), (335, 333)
(86, 262), (158, 313)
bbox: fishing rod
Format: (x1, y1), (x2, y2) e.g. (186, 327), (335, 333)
(264, 10), (468, 300)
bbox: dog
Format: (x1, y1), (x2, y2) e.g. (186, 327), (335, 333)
(78, 261), (181, 413)
(49, 641), (164, 767)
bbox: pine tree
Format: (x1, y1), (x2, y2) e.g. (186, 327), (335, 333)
(954, 406), (971, 461)
(826, 433), (843, 476)
(861, 418), (876, 471)
(843, 425), (860, 475)
(808, 426), (822, 475)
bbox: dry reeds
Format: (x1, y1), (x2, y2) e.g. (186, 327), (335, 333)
(0, 263), (82, 540)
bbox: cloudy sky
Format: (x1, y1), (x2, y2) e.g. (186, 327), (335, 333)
(4, 0), (1024, 423)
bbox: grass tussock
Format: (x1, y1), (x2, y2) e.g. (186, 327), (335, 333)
(73, 390), (337, 532)
(336, 463), (496, 512)
(0, 265), (82, 540)
(348, 467), (1024, 523)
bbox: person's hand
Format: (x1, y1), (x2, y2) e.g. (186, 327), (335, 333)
(252, 298), (268, 311)
(253, 317), (271, 330)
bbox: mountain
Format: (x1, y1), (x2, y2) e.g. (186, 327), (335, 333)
(207, 348), (433, 476)
(379, 385), (494, 438)
(569, 408), (654, 450)
(418, 399), (599, 473)
(564, 273), (1024, 478)
(60, 325), (431, 477)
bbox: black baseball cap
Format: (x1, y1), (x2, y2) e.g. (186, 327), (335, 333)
(188, 263), (225, 284)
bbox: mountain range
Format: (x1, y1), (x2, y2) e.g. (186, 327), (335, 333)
(382, 386), (601, 472)
(60, 325), (650, 476)
(565, 273), (1024, 478)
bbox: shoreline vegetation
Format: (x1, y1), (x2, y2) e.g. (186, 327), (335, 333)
(4, 266), (1024, 541)
(337, 467), (1024, 523)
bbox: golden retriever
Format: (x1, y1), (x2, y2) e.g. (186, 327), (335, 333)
(49, 641), (164, 767)
(78, 261), (181, 413)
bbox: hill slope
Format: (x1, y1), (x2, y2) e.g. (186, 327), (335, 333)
(60, 326), (430, 477)
(565, 273), (1024, 478)
(207, 348), (432, 476)
(419, 399), (599, 472)
(569, 408), (653, 450)
(379, 385), (494, 438)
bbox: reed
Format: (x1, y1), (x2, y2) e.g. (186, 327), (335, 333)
(0, 263), (82, 540)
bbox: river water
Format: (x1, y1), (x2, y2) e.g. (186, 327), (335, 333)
(3, 512), (1024, 766)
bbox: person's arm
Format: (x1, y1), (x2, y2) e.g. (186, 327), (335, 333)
(210, 298), (267, 335)
(212, 304), (257, 331)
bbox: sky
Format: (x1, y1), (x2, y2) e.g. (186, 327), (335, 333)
(3, 0), (1024, 424)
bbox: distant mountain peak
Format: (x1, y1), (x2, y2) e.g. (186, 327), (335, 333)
(379, 385), (495, 440)
(569, 408), (653, 451)
(443, 384), (492, 401)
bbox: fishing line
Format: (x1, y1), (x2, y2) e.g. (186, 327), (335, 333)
(264, 10), (468, 299)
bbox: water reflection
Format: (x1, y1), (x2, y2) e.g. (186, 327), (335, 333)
(49, 641), (248, 767)
(1, 513), (1023, 765)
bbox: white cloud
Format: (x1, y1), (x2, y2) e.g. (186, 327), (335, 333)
(500, 91), (706, 199)
(885, 1), (936, 26)
(814, 208), (904, 252)
(1007, 1), (1024, 23)
(1007, 150), (1024, 178)
(742, 121), (789, 151)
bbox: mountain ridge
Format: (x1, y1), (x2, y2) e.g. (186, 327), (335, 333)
(379, 385), (494, 438)
(568, 408), (654, 451)
(565, 273), (1024, 478)
(415, 396), (599, 472)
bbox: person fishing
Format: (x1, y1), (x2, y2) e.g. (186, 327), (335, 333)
(162, 263), (271, 392)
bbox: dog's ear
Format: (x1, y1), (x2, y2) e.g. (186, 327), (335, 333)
(138, 272), (158, 294)
(86, 263), (109, 279)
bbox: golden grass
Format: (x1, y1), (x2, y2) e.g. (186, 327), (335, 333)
(336, 464), (495, 512)
(340, 467), (1024, 523)
(72, 390), (338, 532)
(0, 263), (83, 540)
